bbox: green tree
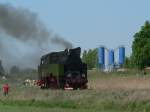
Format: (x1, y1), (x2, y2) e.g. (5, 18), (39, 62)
(123, 56), (134, 68)
(132, 21), (150, 69)
(82, 48), (98, 69)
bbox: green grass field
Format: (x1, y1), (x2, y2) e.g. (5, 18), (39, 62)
(0, 70), (150, 112)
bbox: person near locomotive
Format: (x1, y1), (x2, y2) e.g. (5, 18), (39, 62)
(2, 83), (9, 96)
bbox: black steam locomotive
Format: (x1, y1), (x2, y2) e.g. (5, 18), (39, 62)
(38, 47), (88, 89)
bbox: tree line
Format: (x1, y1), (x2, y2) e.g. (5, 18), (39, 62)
(0, 62), (36, 76)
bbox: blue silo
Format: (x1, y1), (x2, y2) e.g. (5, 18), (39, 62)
(119, 46), (125, 65)
(98, 46), (105, 65)
(109, 50), (114, 65)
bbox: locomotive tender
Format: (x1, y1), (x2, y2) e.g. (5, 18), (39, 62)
(38, 47), (88, 89)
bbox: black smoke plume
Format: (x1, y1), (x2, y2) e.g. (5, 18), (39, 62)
(0, 3), (73, 70)
(51, 35), (73, 49)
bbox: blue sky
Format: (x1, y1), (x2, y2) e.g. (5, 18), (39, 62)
(0, 0), (150, 56)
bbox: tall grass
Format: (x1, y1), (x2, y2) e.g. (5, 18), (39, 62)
(0, 70), (150, 112)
